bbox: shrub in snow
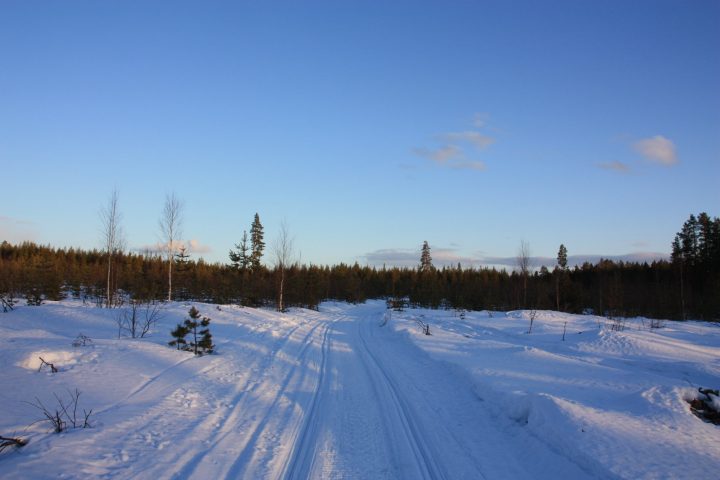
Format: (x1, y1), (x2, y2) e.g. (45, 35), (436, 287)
(38, 357), (58, 373)
(526, 310), (538, 334)
(0, 293), (15, 312)
(169, 306), (214, 356)
(28, 388), (93, 433)
(413, 316), (431, 335)
(688, 387), (720, 425)
(26, 290), (43, 306)
(71, 334), (93, 347)
(0, 435), (27, 453)
(116, 300), (163, 339)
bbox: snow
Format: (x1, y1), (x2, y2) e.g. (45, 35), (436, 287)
(1, 300), (718, 479)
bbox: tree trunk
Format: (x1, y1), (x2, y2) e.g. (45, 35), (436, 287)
(106, 254), (112, 308)
(168, 256), (173, 302)
(278, 268), (285, 312)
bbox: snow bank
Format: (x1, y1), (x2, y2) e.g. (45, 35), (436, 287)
(20, 350), (83, 370)
(390, 305), (720, 478)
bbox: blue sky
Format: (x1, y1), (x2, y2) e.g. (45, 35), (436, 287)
(1, 0), (718, 268)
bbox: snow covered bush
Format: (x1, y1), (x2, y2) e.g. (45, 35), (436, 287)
(688, 387), (720, 425)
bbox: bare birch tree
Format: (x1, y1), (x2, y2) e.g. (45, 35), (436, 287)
(517, 240), (531, 308)
(273, 220), (294, 312)
(100, 189), (125, 308)
(158, 193), (183, 302)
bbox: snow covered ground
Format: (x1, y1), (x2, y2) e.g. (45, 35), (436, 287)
(1, 300), (718, 479)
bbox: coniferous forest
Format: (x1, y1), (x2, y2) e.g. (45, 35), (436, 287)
(1, 212), (718, 321)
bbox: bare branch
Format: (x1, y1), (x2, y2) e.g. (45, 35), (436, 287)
(158, 193), (184, 302)
(0, 436), (27, 452)
(38, 357), (58, 373)
(100, 189), (125, 308)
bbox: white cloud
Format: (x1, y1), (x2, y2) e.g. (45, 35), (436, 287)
(412, 113), (496, 172)
(478, 252), (669, 269)
(597, 161), (631, 173)
(633, 135), (677, 165)
(412, 145), (463, 164)
(363, 246), (480, 268)
(187, 239), (212, 255)
(442, 131), (495, 150)
(135, 239), (212, 256)
(364, 246), (669, 269)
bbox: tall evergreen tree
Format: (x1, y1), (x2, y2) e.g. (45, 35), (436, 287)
(557, 244), (568, 270)
(229, 230), (250, 271)
(175, 245), (191, 301)
(250, 213), (265, 271)
(555, 244), (568, 311)
(420, 241), (433, 272)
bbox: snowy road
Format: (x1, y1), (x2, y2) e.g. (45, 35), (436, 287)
(4, 301), (717, 479)
(157, 303), (593, 479)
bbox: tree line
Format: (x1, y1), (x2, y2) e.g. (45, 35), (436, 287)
(0, 212), (718, 321)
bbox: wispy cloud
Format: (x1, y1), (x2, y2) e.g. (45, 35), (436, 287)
(413, 112), (495, 171)
(135, 239), (213, 256)
(363, 246), (669, 269)
(412, 145), (463, 164)
(478, 252), (669, 269)
(187, 239), (213, 255)
(633, 135), (677, 165)
(363, 247), (480, 268)
(597, 161), (631, 173)
(442, 131), (495, 150)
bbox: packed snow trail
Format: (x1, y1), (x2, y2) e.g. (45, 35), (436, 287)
(272, 303), (594, 479)
(11, 301), (716, 478)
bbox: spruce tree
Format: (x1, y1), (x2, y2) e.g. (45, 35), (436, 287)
(420, 241), (433, 272)
(229, 230), (251, 270)
(557, 244), (568, 270)
(175, 245), (191, 301)
(250, 213), (265, 271)
(555, 244), (568, 311)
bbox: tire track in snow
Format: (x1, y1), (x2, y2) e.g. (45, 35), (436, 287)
(220, 317), (330, 479)
(357, 313), (451, 480)
(281, 317), (334, 480)
(168, 318), (322, 479)
(108, 318), (311, 480)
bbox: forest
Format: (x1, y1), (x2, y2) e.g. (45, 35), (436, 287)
(1, 212), (718, 321)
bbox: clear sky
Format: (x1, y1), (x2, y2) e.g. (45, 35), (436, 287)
(1, 0), (719, 268)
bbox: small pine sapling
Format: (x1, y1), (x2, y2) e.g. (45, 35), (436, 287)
(169, 323), (189, 351)
(178, 306), (214, 355)
(197, 316), (214, 355)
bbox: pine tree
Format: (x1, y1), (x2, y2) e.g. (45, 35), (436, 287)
(229, 230), (250, 271)
(420, 241), (433, 272)
(197, 317), (214, 354)
(182, 306), (214, 356)
(175, 245), (191, 301)
(250, 213), (265, 272)
(169, 323), (189, 350)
